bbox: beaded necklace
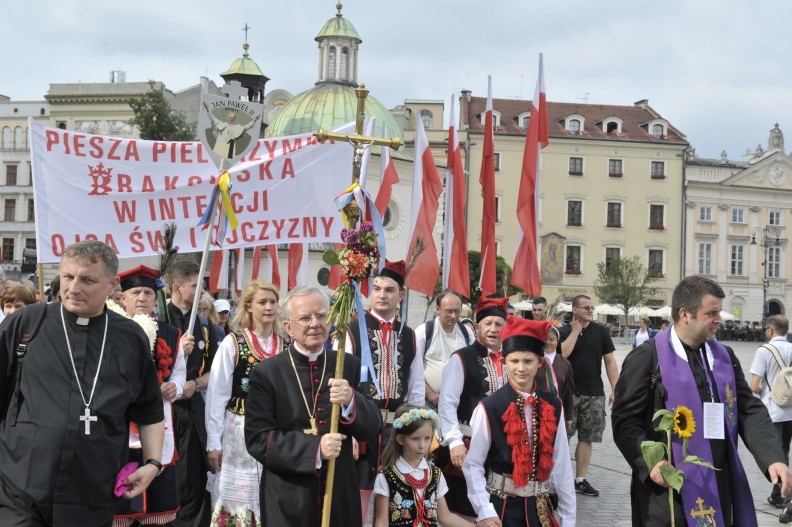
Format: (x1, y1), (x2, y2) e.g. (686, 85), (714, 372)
(247, 328), (279, 361)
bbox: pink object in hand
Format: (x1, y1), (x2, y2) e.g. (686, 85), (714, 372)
(114, 462), (139, 497)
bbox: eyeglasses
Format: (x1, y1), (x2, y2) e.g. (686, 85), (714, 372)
(575, 305), (594, 311)
(442, 309), (462, 316)
(290, 313), (330, 327)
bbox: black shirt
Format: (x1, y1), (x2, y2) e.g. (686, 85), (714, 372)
(0, 303), (163, 526)
(558, 322), (615, 396)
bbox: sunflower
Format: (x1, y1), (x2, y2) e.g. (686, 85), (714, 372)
(673, 405), (696, 438)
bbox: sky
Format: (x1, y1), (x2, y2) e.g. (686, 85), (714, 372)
(3, 0), (792, 159)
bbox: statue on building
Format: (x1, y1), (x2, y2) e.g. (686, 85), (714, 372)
(769, 123), (784, 152)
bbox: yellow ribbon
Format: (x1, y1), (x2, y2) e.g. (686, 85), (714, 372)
(217, 171), (238, 230)
(337, 182), (360, 228)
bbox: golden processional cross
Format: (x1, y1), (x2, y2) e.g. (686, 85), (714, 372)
(314, 83), (400, 527)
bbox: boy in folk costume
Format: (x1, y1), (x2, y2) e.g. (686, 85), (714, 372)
(463, 317), (575, 527)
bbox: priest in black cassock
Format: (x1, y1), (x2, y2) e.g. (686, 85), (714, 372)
(245, 286), (381, 527)
(0, 240), (165, 527)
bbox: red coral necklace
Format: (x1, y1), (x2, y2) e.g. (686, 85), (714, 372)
(247, 328), (278, 361)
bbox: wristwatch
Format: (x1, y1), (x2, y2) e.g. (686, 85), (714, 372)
(194, 379), (203, 393)
(144, 459), (163, 477)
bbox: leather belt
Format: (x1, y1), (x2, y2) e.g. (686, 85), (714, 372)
(381, 409), (396, 425)
(486, 472), (550, 498)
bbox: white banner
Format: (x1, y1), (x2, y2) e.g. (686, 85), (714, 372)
(30, 121), (355, 263)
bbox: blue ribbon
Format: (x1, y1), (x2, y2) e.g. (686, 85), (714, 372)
(353, 280), (381, 396)
(334, 186), (386, 272)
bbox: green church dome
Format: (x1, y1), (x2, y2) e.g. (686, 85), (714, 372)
(316, 3), (361, 42)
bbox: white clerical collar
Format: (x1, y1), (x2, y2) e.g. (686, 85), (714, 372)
(669, 324), (714, 365)
(396, 456), (429, 476)
(293, 341), (324, 362)
(369, 310), (396, 324)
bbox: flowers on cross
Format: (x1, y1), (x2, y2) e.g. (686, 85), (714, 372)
(327, 222), (381, 282)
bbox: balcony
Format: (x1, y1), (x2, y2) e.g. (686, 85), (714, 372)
(606, 221), (622, 228)
(569, 170), (583, 176)
(649, 223), (665, 231)
(565, 268), (581, 275)
(608, 172), (623, 178)
(567, 221), (582, 227)
(650, 174), (666, 180)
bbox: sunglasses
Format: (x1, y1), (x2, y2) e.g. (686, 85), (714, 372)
(575, 306), (594, 311)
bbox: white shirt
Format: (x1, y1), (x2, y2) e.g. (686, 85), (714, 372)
(169, 339), (187, 400)
(415, 318), (474, 392)
(462, 391), (576, 525)
(344, 311), (424, 406)
(373, 456), (449, 499)
(438, 347), (504, 449)
(635, 329), (651, 347)
(749, 336), (792, 422)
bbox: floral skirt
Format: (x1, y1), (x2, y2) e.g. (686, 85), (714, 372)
(209, 411), (262, 526)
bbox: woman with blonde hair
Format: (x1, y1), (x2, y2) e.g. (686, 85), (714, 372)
(205, 281), (285, 526)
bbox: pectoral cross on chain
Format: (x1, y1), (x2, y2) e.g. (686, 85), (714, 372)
(80, 406), (97, 435)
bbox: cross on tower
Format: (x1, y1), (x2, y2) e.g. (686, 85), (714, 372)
(222, 81), (248, 101)
(242, 23), (250, 43)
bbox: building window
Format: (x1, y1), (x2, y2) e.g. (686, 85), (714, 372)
(768, 246), (782, 279)
(2, 238), (13, 262)
(495, 195), (502, 223)
(6, 164), (17, 186)
(567, 200), (582, 226)
(420, 109), (433, 129)
(4, 199), (15, 222)
(730, 245), (744, 276)
(25, 238), (35, 250)
(327, 46), (336, 79)
(340, 48), (349, 80)
(565, 246), (581, 274)
(568, 119), (581, 133)
(608, 159), (623, 177)
(650, 161), (665, 179)
(606, 121), (619, 134)
(648, 249), (664, 277)
(520, 115), (530, 130)
(649, 204), (665, 230)
(493, 152), (501, 171)
(769, 210), (782, 226)
(605, 247), (621, 270)
(569, 157), (583, 176)
(495, 240), (501, 257)
(606, 202), (622, 228)
(731, 208), (745, 224)
(698, 243), (712, 275)
(652, 123), (664, 137)
(27, 199), (34, 222)
(699, 206), (712, 222)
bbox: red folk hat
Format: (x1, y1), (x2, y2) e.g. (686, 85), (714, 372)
(376, 259), (407, 289)
(117, 265), (161, 292)
(499, 316), (552, 356)
(475, 297), (509, 323)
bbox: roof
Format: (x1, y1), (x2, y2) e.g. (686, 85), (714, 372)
(220, 44), (266, 78)
(465, 96), (688, 144)
(315, 11), (361, 42)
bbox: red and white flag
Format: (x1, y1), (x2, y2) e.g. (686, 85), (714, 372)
(404, 112), (443, 297)
(478, 76), (497, 297)
(511, 54), (548, 296)
(209, 249), (229, 294)
(251, 246), (262, 281)
(287, 243), (307, 291)
(235, 247), (245, 297)
(374, 123), (399, 216)
(442, 97), (470, 298)
(266, 245), (281, 290)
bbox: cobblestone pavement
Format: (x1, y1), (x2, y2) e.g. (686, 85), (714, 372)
(574, 338), (786, 526)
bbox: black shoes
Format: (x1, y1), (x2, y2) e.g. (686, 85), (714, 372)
(575, 479), (599, 497)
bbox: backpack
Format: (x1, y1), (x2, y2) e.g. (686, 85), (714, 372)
(423, 318), (471, 352)
(763, 343), (792, 407)
(1, 303), (48, 424)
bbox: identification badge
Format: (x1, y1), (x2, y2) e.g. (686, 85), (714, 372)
(703, 402), (725, 439)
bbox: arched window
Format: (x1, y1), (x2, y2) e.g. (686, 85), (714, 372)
(568, 119), (581, 133)
(1, 127), (10, 149)
(328, 46), (336, 79)
(340, 48), (349, 80)
(420, 109), (433, 129)
(521, 116), (530, 129)
(606, 122), (618, 134)
(652, 123), (664, 137)
(13, 127), (23, 149)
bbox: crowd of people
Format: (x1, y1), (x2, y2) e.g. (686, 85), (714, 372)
(0, 241), (791, 527)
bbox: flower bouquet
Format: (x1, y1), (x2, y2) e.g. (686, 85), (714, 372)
(641, 406), (717, 526)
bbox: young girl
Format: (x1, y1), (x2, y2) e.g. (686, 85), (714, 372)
(374, 404), (474, 527)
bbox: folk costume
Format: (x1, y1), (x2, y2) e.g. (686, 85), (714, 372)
(166, 299), (218, 527)
(114, 266), (187, 526)
(346, 260), (424, 490)
(244, 345), (381, 527)
(462, 317), (575, 526)
(612, 327), (785, 527)
(436, 297), (509, 516)
(374, 457), (447, 527)
(206, 328), (285, 525)
(0, 302), (164, 527)
(536, 327), (574, 424)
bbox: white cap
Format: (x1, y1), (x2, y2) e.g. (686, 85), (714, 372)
(214, 299), (231, 313)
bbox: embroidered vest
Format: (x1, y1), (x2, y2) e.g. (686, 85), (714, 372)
(383, 465), (441, 527)
(350, 312), (416, 409)
(227, 330), (281, 415)
(455, 342), (503, 424)
(481, 385), (561, 479)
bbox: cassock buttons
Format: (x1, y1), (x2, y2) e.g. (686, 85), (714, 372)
(317, 407), (324, 413)
(319, 420), (326, 425)
(314, 378), (320, 383)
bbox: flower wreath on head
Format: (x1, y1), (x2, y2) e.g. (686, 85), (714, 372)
(393, 408), (440, 430)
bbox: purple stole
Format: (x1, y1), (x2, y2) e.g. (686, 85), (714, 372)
(655, 328), (756, 527)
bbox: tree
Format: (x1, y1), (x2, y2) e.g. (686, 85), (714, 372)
(592, 255), (657, 326)
(129, 81), (196, 141)
(467, 250), (520, 307)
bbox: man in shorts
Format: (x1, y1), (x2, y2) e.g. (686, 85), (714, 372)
(559, 294), (618, 497)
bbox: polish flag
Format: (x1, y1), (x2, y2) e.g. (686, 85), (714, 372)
(511, 54), (548, 296)
(404, 111), (443, 297)
(327, 243), (344, 290)
(209, 249), (228, 294)
(442, 97), (470, 298)
(478, 76), (497, 297)
(266, 245), (281, 290)
(287, 243), (307, 291)
(374, 123), (399, 216)
(251, 246), (262, 281)
(234, 247), (245, 297)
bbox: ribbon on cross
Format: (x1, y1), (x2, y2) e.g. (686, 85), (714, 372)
(197, 170), (239, 246)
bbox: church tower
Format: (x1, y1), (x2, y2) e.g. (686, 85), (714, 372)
(220, 24), (269, 103)
(315, 3), (362, 86)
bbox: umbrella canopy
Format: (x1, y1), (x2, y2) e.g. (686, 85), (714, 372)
(594, 303), (626, 316)
(651, 306), (672, 318)
(629, 305), (657, 317)
(720, 310), (736, 321)
(512, 300), (533, 310)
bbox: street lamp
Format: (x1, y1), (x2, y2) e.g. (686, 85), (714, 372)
(751, 225), (781, 328)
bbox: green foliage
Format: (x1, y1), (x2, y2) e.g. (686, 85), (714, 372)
(659, 463), (685, 492)
(640, 441), (665, 472)
(592, 255), (658, 323)
(467, 251), (520, 306)
(129, 81), (196, 141)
